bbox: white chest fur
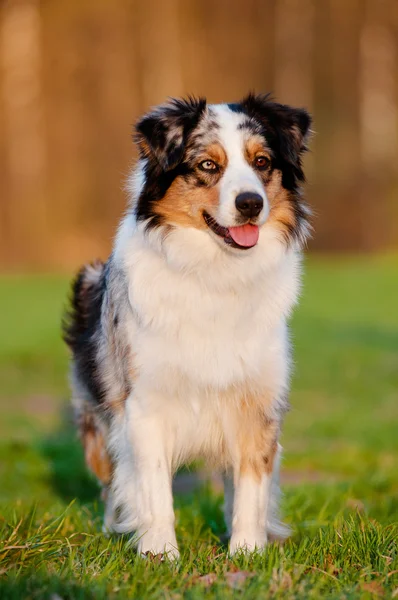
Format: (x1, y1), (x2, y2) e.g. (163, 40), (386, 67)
(117, 220), (301, 396)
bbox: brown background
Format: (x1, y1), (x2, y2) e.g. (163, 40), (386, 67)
(1, 0), (397, 270)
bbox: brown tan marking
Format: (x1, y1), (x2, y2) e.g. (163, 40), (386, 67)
(156, 176), (221, 229)
(79, 413), (112, 484)
(244, 136), (271, 166)
(150, 141), (228, 229)
(263, 170), (300, 241)
(199, 142), (228, 168)
(236, 400), (280, 482)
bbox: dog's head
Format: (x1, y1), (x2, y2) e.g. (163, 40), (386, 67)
(132, 94), (311, 252)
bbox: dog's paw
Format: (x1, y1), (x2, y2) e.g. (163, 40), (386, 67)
(136, 527), (180, 561)
(229, 530), (267, 555)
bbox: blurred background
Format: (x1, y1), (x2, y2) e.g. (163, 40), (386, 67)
(0, 2), (397, 583)
(0, 0), (397, 270)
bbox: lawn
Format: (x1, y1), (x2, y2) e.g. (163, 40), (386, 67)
(0, 256), (397, 599)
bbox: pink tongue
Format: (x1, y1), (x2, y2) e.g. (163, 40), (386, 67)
(228, 224), (259, 247)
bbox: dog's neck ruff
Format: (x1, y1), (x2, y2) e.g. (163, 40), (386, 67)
(114, 211), (299, 298)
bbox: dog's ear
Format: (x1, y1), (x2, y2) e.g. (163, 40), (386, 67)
(241, 93), (312, 170)
(135, 96), (207, 172)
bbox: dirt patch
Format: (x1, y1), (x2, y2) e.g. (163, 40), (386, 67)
(25, 394), (63, 416)
(0, 394), (64, 417)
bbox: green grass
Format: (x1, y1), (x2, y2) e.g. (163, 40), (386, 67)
(0, 256), (397, 598)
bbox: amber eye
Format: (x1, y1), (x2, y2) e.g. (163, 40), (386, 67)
(199, 159), (218, 171)
(254, 156), (270, 170)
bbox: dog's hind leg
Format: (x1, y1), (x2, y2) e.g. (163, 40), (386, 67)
(266, 444), (291, 542)
(223, 470), (234, 536)
(101, 485), (115, 533)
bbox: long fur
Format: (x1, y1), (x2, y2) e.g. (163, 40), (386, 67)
(63, 93), (312, 558)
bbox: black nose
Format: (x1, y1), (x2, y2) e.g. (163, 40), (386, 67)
(235, 192), (264, 218)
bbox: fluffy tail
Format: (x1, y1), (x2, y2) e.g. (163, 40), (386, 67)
(62, 260), (105, 353)
(63, 260), (113, 487)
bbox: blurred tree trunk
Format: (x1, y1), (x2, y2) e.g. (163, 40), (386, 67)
(180, 0), (276, 102)
(134, 0), (184, 106)
(311, 0), (334, 250)
(359, 0), (398, 249)
(329, 0), (363, 250)
(41, 1), (144, 267)
(41, 1), (105, 265)
(0, 0), (46, 266)
(312, 0), (363, 251)
(274, 0), (314, 108)
(274, 0), (315, 186)
(0, 66), (7, 266)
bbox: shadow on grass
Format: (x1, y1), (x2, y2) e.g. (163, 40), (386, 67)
(0, 573), (100, 600)
(175, 481), (227, 543)
(39, 407), (100, 504)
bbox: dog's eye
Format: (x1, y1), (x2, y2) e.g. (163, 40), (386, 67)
(199, 159), (218, 171)
(254, 156), (270, 170)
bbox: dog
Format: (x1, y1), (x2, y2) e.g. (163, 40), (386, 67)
(63, 93), (312, 559)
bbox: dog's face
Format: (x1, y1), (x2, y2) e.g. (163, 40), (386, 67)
(133, 94), (311, 251)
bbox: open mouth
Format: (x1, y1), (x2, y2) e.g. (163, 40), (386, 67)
(203, 212), (259, 250)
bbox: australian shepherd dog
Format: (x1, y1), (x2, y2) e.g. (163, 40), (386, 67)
(63, 93), (312, 559)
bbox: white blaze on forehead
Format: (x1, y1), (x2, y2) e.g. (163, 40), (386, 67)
(209, 104), (269, 226)
(209, 104), (248, 161)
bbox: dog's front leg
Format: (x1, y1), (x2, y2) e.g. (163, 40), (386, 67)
(229, 418), (279, 554)
(127, 397), (179, 559)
